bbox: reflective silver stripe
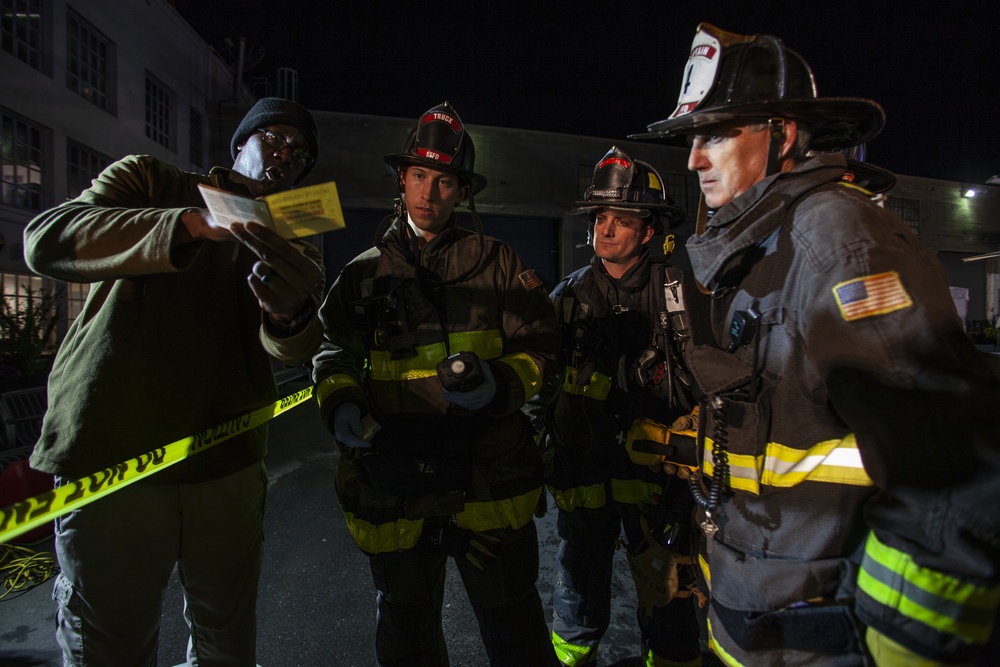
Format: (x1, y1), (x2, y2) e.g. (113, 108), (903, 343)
(702, 434), (873, 494)
(763, 436), (872, 487)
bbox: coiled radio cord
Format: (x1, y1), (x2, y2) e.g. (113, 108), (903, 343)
(689, 395), (730, 536)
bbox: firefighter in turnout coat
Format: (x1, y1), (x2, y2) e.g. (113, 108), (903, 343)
(312, 102), (561, 666)
(543, 146), (708, 666)
(630, 23), (1000, 666)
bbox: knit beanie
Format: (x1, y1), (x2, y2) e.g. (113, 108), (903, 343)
(230, 97), (320, 183)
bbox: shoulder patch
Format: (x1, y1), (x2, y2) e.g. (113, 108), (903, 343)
(519, 269), (543, 291)
(832, 271), (912, 321)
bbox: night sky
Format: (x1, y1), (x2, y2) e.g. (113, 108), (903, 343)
(173, 1), (999, 185)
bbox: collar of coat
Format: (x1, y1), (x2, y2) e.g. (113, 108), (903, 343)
(686, 153), (846, 288)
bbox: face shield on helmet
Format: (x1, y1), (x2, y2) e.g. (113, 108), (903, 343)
(384, 101), (488, 197)
(629, 23), (885, 153)
(571, 146), (685, 236)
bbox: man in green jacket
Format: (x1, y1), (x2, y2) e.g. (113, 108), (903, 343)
(23, 97), (324, 666)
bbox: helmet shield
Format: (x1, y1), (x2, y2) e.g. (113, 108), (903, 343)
(571, 146), (685, 233)
(630, 23), (885, 152)
(385, 101), (488, 196)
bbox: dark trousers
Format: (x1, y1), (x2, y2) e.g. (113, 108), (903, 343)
(369, 519), (557, 667)
(551, 503), (701, 664)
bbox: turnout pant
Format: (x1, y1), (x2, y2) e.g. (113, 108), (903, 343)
(369, 519), (557, 667)
(551, 502), (701, 666)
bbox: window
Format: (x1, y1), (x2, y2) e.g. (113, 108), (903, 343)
(885, 196), (920, 235)
(1, 272), (46, 317)
(1, 273), (89, 345)
(66, 10), (113, 112)
(1, 0), (42, 71)
(189, 107), (204, 168)
(0, 272), (58, 366)
(64, 280), (89, 329)
(66, 140), (109, 200)
(1, 108), (43, 210)
(145, 73), (173, 149)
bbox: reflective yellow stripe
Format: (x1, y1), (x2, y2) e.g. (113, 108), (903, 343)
(702, 439), (761, 494)
(552, 630), (595, 666)
(454, 488), (540, 532)
(315, 373), (361, 407)
(343, 511), (424, 554)
(499, 352), (544, 400)
(344, 488), (540, 553)
(610, 478), (663, 505)
(549, 483), (606, 511)
(369, 330), (504, 381)
(706, 617), (745, 667)
(561, 367), (612, 400)
(698, 552), (711, 588)
(859, 531), (1000, 644)
(762, 435), (873, 487)
(701, 432), (873, 494)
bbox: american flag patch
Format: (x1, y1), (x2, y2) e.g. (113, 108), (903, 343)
(833, 271), (912, 321)
(519, 269), (543, 291)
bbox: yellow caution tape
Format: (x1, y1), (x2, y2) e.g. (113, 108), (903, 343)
(0, 386), (313, 545)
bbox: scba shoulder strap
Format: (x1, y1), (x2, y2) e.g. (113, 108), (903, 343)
(658, 263), (690, 343)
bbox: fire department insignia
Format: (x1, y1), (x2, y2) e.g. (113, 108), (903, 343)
(833, 271), (912, 321)
(519, 269), (543, 291)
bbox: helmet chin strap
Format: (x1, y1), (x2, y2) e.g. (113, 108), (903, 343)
(765, 118), (787, 177)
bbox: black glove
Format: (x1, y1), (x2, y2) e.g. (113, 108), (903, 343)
(433, 526), (502, 571)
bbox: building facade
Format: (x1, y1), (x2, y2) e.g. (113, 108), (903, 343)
(1, 0), (243, 343)
(3, 0), (998, 356)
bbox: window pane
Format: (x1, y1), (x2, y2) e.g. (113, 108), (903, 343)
(0, 107), (44, 210)
(1, 0), (42, 70)
(66, 10), (112, 111)
(145, 73), (172, 149)
(66, 139), (110, 199)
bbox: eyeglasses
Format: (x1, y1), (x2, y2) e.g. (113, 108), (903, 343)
(258, 129), (314, 167)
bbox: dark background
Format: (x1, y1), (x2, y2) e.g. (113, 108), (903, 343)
(172, 1), (1000, 185)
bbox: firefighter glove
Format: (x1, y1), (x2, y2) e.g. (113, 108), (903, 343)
(669, 405), (699, 432)
(466, 531), (502, 571)
(433, 526), (502, 571)
(444, 360), (497, 411)
(333, 402), (372, 449)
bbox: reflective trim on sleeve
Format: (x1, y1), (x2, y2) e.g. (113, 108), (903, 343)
(368, 330), (504, 382)
(549, 483), (607, 512)
(858, 531), (1000, 645)
(342, 511), (424, 554)
(610, 478), (663, 506)
(315, 373), (361, 407)
(497, 352), (544, 401)
(561, 367), (612, 400)
(762, 435), (873, 487)
(454, 487), (541, 533)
